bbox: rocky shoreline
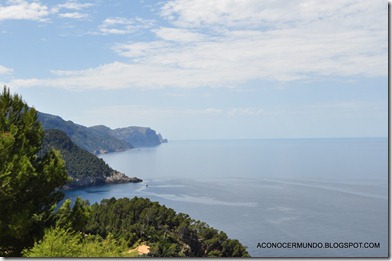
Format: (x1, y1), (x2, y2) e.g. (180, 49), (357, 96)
(63, 171), (142, 190)
(105, 171), (143, 184)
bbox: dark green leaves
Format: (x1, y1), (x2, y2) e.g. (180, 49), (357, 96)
(83, 197), (250, 257)
(0, 87), (68, 256)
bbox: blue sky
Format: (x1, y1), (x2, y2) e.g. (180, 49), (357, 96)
(0, 0), (388, 140)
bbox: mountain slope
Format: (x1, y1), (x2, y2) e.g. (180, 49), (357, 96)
(84, 197), (250, 257)
(41, 129), (142, 188)
(38, 112), (132, 154)
(38, 111), (167, 155)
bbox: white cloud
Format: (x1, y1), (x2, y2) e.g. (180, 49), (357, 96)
(113, 41), (171, 58)
(9, 0), (387, 90)
(153, 27), (207, 42)
(98, 17), (153, 35)
(11, 62), (214, 89)
(58, 12), (87, 19)
(161, 0), (283, 28)
(0, 0), (49, 21)
(53, 1), (93, 20)
(0, 0), (94, 21)
(122, 0), (387, 83)
(161, 0), (386, 31)
(55, 1), (93, 11)
(112, 24), (386, 82)
(0, 65), (13, 74)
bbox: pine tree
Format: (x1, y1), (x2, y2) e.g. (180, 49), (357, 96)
(22, 226), (133, 257)
(54, 197), (91, 231)
(0, 86), (68, 256)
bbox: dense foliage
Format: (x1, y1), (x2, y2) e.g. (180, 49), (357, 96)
(23, 227), (135, 257)
(0, 87), (68, 256)
(24, 197), (135, 257)
(83, 197), (250, 257)
(23, 197), (250, 257)
(41, 129), (114, 187)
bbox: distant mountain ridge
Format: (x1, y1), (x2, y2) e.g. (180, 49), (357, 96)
(37, 111), (167, 155)
(90, 125), (168, 148)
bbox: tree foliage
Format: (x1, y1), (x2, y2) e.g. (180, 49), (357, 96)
(84, 197), (250, 257)
(41, 129), (114, 187)
(54, 197), (91, 231)
(25, 197), (249, 257)
(22, 226), (134, 257)
(0, 87), (68, 256)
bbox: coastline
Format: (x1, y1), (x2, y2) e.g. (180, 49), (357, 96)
(62, 171), (143, 190)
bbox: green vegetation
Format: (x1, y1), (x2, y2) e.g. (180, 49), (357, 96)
(0, 87), (249, 257)
(0, 87), (68, 256)
(23, 197), (136, 257)
(24, 197), (250, 257)
(41, 129), (113, 187)
(83, 197), (250, 257)
(22, 226), (136, 257)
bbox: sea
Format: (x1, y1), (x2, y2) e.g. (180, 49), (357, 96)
(64, 138), (388, 257)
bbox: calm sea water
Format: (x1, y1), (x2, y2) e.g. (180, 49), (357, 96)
(65, 138), (388, 257)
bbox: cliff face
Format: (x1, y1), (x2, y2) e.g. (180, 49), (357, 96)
(41, 129), (142, 189)
(89, 125), (167, 148)
(111, 126), (161, 147)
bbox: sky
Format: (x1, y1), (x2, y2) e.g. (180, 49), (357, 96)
(0, 0), (388, 140)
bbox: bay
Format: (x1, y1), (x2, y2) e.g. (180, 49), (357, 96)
(65, 138), (388, 257)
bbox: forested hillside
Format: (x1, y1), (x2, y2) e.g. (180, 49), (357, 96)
(24, 197), (250, 257)
(41, 129), (141, 188)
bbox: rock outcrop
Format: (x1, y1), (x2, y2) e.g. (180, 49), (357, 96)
(105, 171), (143, 184)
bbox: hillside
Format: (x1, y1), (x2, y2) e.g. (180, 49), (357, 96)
(38, 112), (167, 155)
(38, 112), (132, 154)
(87, 197), (250, 257)
(24, 197), (250, 257)
(41, 129), (142, 188)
